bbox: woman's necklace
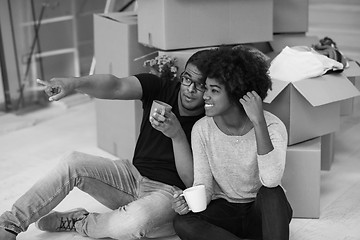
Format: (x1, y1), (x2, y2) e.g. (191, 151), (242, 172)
(224, 117), (249, 142)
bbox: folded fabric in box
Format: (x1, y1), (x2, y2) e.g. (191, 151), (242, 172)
(269, 46), (344, 82)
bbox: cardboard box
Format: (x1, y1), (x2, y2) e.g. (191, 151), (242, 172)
(273, 0), (309, 33)
(269, 36), (360, 118)
(321, 132), (335, 171)
(93, 12), (154, 159)
(341, 61), (360, 116)
(264, 72), (359, 145)
(282, 137), (321, 218)
(137, 0), (273, 50)
(340, 77), (356, 116)
(344, 61), (360, 81)
(340, 97), (354, 116)
(264, 35), (360, 145)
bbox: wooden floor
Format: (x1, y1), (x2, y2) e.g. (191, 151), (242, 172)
(1, 94), (360, 240)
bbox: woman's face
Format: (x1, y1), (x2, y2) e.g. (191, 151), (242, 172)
(203, 77), (234, 117)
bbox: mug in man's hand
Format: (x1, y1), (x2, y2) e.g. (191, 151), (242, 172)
(150, 100), (172, 116)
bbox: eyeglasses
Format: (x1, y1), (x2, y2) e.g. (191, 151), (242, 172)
(180, 72), (206, 92)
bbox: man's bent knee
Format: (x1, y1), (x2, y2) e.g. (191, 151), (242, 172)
(59, 151), (86, 166)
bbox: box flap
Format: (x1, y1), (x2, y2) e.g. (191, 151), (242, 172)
(292, 73), (360, 107)
(344, 61), (360, 78)
(99, 12), (137, 24)
(263, 78), (290, 103)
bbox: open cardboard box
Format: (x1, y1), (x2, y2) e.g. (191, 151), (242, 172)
(137, 0), (273, 50)
(264, 34), (360, 145)
(344, 61), (360, 80)
(264, 71), (359, 145)
(341, 61), (360, 115)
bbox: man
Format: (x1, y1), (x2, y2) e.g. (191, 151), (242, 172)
(0, 49), (211, 240)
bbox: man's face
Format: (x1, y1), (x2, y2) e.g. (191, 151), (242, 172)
(179, 63), (205, 114)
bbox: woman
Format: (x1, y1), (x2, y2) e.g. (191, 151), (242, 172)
(172, 46), (293, 240)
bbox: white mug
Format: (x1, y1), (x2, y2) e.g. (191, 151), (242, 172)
(181, 185), (207, 213)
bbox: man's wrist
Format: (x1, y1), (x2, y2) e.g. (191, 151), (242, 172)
(72, 76), (83, 90)
(171, 128), (186, 142)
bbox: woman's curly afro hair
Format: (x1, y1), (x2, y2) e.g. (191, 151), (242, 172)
(205, 45), (272, 104)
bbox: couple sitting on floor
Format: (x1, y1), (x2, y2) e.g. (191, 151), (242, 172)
(0, 46), (292, 240)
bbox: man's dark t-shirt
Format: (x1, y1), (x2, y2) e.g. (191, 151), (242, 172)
(133, 73), (203, 190)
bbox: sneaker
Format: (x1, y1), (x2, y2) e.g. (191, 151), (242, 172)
(0, 227), (17, 240)
(35, 208), (89, 232)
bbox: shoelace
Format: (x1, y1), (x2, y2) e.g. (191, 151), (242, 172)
(56, 217), (82, 231)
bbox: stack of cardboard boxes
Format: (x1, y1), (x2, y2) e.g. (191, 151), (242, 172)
(268, 1), (360, 218)
(93, 0), (360, 219)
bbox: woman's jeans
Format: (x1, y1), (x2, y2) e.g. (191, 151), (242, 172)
(174, 186), (293, 240)
(0, 151), (177, 239)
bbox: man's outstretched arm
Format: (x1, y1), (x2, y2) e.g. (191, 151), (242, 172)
(37, 74), (142, 101)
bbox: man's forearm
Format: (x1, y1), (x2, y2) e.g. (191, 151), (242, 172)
(74, 74), (120, 99)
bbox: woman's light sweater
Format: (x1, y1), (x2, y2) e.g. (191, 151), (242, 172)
(192, 111), (288, 204)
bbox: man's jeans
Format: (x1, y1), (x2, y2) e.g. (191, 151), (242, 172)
(0, 151), (177, 239)
(174, 186), (293, 240)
